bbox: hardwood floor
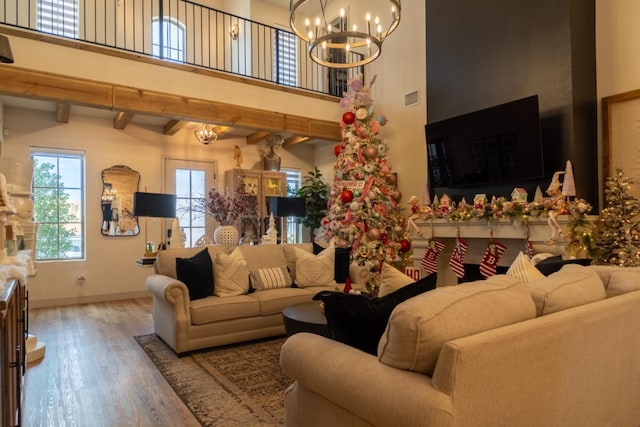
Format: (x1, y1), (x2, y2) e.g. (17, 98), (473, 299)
(24, 297), (201, 427)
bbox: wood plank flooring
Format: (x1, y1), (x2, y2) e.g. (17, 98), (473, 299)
(23, 297), (201, 427)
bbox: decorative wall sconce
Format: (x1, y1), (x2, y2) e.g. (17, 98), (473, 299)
(230, 23), (239, 41)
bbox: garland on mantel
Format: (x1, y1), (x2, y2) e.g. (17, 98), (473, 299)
(411, 196), (597, 258)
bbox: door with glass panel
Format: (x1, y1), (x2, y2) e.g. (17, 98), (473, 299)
(165, 158), (217, 247)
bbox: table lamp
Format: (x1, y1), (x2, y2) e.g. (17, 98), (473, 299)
(133, 191), (177, 257)
(269, 197), (306, 244)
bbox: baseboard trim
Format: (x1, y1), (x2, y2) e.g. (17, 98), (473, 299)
(29, 291), (151, 308)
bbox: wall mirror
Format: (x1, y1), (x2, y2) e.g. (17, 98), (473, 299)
(101, 165), (140, 236)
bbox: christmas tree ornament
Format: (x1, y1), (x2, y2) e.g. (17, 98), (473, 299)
(449, 236), (469, 278)
(356, 108), (368, 120)
(399, 238), (411, 253)
(421, 239), (446, 274)
(363, 145), (378, 159)
(334, 144), (344, 157)
(340, 189), (354, 204)
(367, 227), (381, 240)
(479, 241), (507, 278)
(342, 111), (355, 125)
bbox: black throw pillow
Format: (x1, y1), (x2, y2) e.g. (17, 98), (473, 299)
(313, 274), (437, 355)
(176, 248), (214, 300)
(313, 242), (351, 283)
(535, 255), (592, 276)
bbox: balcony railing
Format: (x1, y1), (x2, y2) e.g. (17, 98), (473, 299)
(0, 0), (363, 97)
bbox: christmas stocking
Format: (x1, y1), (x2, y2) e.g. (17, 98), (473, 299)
(449, 237), (469, 278)
(421, 239), (445, 275)
(524, 236), (535, 259)
(479, 241), (507, 278)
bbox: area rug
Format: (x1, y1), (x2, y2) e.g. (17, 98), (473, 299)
(135, 334), (290, 426)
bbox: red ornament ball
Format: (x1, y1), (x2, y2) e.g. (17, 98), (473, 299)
(399, 239), (411, 253)
(342, 111), (355, 125)
(334, 144), (344, 157)
(340, 189), (354, 204)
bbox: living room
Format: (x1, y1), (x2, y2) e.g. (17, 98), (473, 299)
(1, 0), (639, 425)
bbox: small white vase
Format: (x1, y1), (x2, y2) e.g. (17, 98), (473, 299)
(214, 225), (239, 246)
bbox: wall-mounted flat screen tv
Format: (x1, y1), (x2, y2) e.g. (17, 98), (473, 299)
(426, 95), (545, 199)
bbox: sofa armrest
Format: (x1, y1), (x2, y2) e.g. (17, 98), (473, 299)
(280, 333), (454, 427)
(146, 274), (192, 353)
(147, 274), (189, 304)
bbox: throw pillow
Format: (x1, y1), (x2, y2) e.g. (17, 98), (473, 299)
(250, 266), (293, 291)
(295, 245), (336, 287)
(534, 255), (592, 276)
(314, 242), (351, 283)
(379, 262), (425, 297)
(506, 252), (545, 283)
(313, 275), (437, 355)
(175, 248), (213, 300)
(213, 247), (250, 297)
(527, 264), (605, 316)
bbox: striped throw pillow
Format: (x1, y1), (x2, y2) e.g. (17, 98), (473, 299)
(250, 266), (292, 291)
(506, 251), (545, 283)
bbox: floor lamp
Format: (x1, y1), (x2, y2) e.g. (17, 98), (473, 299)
(133, 191), (177, 258)
(269, 197), (306, 244)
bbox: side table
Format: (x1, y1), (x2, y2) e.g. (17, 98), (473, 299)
(282, 301), (329, 338)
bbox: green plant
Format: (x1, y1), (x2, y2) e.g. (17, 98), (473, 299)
(296, 167), (329, 242)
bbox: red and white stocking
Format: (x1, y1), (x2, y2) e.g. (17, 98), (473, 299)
(479, 241), (507, 278)
(421, 239), (445, 275)
(449, 237), (469, 278)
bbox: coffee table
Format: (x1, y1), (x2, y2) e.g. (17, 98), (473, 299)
(282, 301), (329, 337)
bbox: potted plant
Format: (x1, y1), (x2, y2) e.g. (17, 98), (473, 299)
(296, 167), (329, 242)
(260, 134), (284, 171)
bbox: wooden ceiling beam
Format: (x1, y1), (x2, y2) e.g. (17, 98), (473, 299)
(56, 103), (71, 123)
(163, 119), (187, 135)
(113, 111), (134, 129)
(283, 135), (309, 149)
(246, 131), (273, 145)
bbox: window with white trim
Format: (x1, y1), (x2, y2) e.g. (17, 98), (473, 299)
(31, 150), (85, 261)
(37, 0), (79, 38)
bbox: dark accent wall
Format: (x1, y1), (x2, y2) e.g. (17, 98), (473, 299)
(426, 0), (597, 208)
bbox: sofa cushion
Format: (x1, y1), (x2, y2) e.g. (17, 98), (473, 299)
(528, 264), (606, 316)
(378, 262), (418, 297)
(378, 278), (536, 375)
(534, 255), (592, 276)
(283, 243), (313, 282)
(189, 294), (259, 324)
(295, 245), (337, 288)
(249, 287), (315, 315)
(176, 248), (213, 300)
(250, 266), (292, 290)
(213, 247), (250, 297)
(314, 242), (351, 283)
(606, 269), (640, 297)
(238, 244), (288, 270)
(313, 275), (438, 355)
(506, 251), (545, 283)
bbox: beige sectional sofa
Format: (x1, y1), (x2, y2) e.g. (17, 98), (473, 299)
(280, 264), (640, 427)
(146, 243), (348, 355)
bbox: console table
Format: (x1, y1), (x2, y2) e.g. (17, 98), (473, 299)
(1, 279), (27, 427)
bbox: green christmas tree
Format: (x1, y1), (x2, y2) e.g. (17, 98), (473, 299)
(321, 77), (411, 294)
(597, 168), (640, 266)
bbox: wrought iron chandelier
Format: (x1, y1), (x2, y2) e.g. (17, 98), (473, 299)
(289, 0), (401, 69)
(194, 124), (218, 145)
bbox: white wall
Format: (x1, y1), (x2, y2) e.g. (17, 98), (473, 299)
(2, 106), (318, 306)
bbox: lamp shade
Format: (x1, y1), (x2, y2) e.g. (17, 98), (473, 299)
(0, 35), (14, 63)
(270, 197), (306, 217)
(133, 192), (177, 218)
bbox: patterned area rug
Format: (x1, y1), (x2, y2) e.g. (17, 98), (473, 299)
(135, 334), (290, 426)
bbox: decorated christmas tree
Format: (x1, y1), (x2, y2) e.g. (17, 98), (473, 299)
(597, 168), (640, 266)
(321, 77), (411, 294)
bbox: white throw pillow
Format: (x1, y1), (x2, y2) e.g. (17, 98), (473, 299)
(213, 247), (250, 297)
(527, 264), (605, 316)
(294, 245), (336, 287)
(250, 266), (292, 291)
(506, 251), (545, 283)
(378, 263), (415, 297)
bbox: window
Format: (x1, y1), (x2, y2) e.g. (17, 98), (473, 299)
(283, 168), (302, 243)
(37, 0), (79, 38)
(275, 30), (298, 87)
(152, 17), (186, 61)
(31, 150), (85, 261)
